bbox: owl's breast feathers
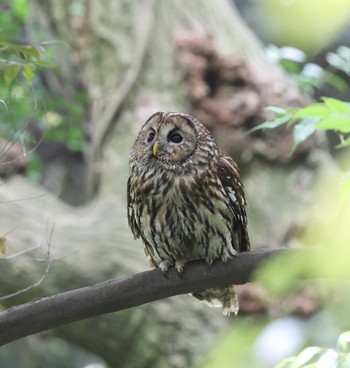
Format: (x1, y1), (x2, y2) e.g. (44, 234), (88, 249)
(127, 151), (249, 265)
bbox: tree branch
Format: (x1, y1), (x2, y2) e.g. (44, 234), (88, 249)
(0, 248), (286, 346)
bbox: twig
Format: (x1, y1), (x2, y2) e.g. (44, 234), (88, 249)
(0, 223), (53, 301)
(0, 242), (41, 260)
(0, 248), (287, 346)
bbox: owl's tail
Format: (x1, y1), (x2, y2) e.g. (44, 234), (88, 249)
(192, 286), (239, 316)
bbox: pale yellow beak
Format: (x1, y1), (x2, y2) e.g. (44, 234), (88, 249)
(152, 141), (159, 156)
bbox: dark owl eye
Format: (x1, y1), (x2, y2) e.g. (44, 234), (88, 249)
(147, 131), (155, 143)
(168, 132), (183, 143)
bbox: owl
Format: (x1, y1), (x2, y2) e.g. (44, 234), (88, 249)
(127, 111), (250, 315)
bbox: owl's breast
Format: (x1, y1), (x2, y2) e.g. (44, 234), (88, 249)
(136, 171), (236, 264)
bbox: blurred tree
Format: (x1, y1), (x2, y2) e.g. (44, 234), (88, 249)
(0, 0), (336, 367)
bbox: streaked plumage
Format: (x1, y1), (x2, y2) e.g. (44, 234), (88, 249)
(127, 111), (249, 315)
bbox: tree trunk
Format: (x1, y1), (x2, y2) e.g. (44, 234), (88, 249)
(0, 0), (332, 367)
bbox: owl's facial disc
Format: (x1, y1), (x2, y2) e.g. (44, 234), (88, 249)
(151, 115), (197, 164)
(134, 112), (198, 166)
(138, 127), (156, 157)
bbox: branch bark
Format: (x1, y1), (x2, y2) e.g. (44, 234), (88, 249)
(0, 248), (286, 346)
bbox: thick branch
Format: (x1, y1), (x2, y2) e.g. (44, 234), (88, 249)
(0, 248), (285, 346)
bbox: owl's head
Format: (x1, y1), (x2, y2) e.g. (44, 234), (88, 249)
(131, 112), (217, 169)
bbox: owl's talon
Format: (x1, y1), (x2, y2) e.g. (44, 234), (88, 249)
(175, 259), (186, 273)
(221, 253), (228, 263)
(159, 260), (174, 273)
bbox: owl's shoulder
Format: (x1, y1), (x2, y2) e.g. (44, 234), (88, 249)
(215, 153), (243, 195)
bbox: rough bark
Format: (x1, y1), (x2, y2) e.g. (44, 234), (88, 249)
(0, 0), (334, 367)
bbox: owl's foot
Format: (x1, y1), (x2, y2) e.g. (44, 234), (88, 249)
(175, 258), (186, 273)
(221, 253), (228, 263)
(159, 260), (174, 272)
(221, 249), (237, 263)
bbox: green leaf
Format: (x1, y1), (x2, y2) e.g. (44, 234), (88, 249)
(316, 117), (350, 132)
(337, 331), (350, 353)
(7, 43), (41, 60)
(337, 46), (350, 60)
(291, 104), (330, 121)
(326, 47), (350, 75)
(265, 106), (288, 114)
(26, 46), (41, 60)
(18, 45), (41, 60)
(291, 117), (318, 152)
(326, 73), (349, 91)
(12, 0), (30, 20)
(22, 65), (35, 83)
(250, 113), (292, 133)
(35, 59), (56, 68)
(67, 139), (84, 151)
(292, 346), (326, 366)
(322, 97), (350, 113)
(4, 64), (20, 86)
(280, 59), (302, 74)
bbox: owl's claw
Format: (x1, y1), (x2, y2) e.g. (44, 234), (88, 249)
(221, 253), (228, 263)
(159, 260), (174, 272)
(175, 259), (186, 273)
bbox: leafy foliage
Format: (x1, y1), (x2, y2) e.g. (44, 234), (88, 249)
(326, 46), (350, 76)
(0, 1), (55, 86)
(266, 45), (349, 94)
(251, 97), (350, 152)
(276, 331), (350, 368)
(254, 45), (350, 152)
(0, 38), (56, 86)
(0, 1), (86, 180)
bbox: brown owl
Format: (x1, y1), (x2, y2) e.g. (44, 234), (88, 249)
(127, 111), (250, 315)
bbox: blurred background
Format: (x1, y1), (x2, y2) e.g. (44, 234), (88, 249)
(1, 0), (350, 367)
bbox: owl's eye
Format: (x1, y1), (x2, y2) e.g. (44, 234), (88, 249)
(147, 131), (155, 143)
(168, 132), (183, 144)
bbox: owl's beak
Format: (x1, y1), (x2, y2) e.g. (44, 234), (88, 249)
(152, 141), (159, 156)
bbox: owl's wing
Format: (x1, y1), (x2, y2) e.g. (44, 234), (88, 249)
(216, 153), (250, 252)
(127, 176), (141, 239)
